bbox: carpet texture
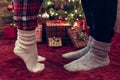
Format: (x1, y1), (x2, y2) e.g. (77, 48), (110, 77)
(0, 32), (120, 80)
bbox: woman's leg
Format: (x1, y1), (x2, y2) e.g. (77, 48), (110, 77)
(13, 0), (45, 73)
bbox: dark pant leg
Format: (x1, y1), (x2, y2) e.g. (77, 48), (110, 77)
(81, 0), (93, 27)
(82, 0), (117, 43)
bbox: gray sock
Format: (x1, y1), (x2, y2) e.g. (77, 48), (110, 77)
(62, 36), (92, 59)
(64, 38), (110, 72)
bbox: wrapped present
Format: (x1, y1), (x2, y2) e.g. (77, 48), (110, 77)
(35, 24), (43, 43)
(68, 27), (89, 48)
(73, 20), (90, 35)
(3, 26), (17, 39)
(48, 37), (62, 47)
(46, 20), (72, 44)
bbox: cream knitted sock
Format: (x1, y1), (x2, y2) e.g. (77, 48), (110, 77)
(14, 29), (45, 73)
(15, 32), (46, 62)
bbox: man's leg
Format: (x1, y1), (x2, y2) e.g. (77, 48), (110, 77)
(64, 0), (117, 71)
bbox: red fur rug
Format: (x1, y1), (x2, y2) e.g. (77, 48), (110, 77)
(0, 32), (120, 80)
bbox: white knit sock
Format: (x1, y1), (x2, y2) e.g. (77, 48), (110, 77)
(14, 29), (45, 73)
(38, 55), (46, 62)
(64, 38), (110, 72)
(62, 36), (92, 59)
(15, 34), (46, 62)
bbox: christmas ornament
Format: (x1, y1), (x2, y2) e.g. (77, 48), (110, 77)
(42, 11), (50, 19)
(60, 4), (64, 9)
(49, 8), (55, 16)
(58, 15), (64, 20)
(7, 4), (13, 11)
(73, 21), (79, 28)
(10, 23), (16, 27)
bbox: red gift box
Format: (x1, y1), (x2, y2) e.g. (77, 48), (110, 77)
(68, 27), (89, 48)
(3, 26), (17, 39)
(46, 20), (72, 44)
(35, 24), (43, 42)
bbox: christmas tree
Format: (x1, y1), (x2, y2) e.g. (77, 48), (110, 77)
(2, 0), (85, 25)
(41, 0), (85, 24)
(0, 0), (14, 27)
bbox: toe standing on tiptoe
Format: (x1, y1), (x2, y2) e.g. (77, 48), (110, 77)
(12, 0), (45, 73)
(62, 0), (117, 71)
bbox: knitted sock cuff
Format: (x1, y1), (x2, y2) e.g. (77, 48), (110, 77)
(92, 37), (111, 51)
(17, 29), (35, 37)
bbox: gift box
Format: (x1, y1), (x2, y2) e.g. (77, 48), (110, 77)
(35, 24), (43, 43)
(67, 27), (89, 48)
(48, 37), (62, 47)
(46, 20), (72, 44)
(3, 26), (17, 39)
